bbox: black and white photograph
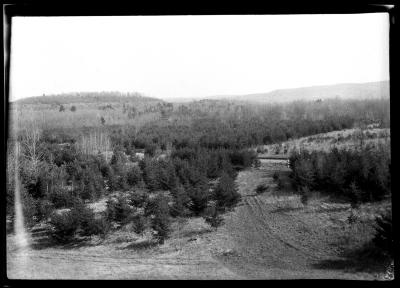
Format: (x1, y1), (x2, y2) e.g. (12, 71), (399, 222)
(4, 6), (394, 280)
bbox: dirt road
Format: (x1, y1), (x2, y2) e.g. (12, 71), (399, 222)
(7, 159), (380, 279)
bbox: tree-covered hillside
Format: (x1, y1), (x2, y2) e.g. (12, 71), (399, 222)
(13, 91), (162, 105)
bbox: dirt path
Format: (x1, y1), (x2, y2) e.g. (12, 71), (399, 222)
(7, 160), (379, 279)
(211, 160), (378, 279)
(7, 234), (239, 279)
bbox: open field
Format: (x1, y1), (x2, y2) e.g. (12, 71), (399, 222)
(7, 159), (390, 280)
(257, 127), (390, 157)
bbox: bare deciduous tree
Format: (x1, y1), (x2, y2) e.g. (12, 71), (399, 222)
(77, 129), (111, 160)
(20, 121), (44, 177)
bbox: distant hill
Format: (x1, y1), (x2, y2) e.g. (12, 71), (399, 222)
(171, 81), (389, 104)
(13, 91), (164, 105)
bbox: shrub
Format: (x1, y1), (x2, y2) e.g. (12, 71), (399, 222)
(277, 177), (284, 190)
(373, 211), (393, 257)
(35, 199), (55, 221)
(129, 190), (149, 208)
(150, 195), (171, 244)
(214, 172), (241, 211)
(219, 155), (236, 178)
(158, 161), (178, 191)
(141, 158), (161, 191)
(203, 205), (224, 229)
(187, 174), (210, 216)
(70, 201), (100, 236)
(48, 187), (76, 209)
(292, 160), (315, 190)
(49, 201), (110, 243)
(347, 210), (358, 224)
(21, 187), (38, 227)
(49, 211), (79, 243)
(91, 217), (111, 239)
(132, 214), (147, 235)
(127, 166), (143, 187)
(283, 146), (288, 154)
(170, 185), (191, 217)
(348, 181), (363, 209)
(109, 150), (129, 191)
(228, 149), (257, 170)
(256, 184), (269, 194)
(105, 196), (132, 223)
(299, 186), (310, 205)
(144, 144), (157, 157)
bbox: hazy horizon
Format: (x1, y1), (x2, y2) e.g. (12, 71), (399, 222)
(9, 14), (390, 102)
(10, 80), (390, 103)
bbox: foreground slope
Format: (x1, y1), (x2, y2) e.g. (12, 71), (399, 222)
(7, 159), (389, 279)
(216, 160), (388, 279)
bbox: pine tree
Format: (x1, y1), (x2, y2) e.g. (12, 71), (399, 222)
(142, 159), (160, 191)
(127, 165), (143, 187)
(293, 159), (315, 190)
(219, 154), (235, 178)
(188, 172), (209, 215)
(207, 152), (219, 178)
(106, 196), (132, 223)
(150, 195), (171, 244)
(214, 172), (241, 211)
(170, 184), (191, 217)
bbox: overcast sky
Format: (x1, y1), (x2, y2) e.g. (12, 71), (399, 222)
(9, 14), (389, 101)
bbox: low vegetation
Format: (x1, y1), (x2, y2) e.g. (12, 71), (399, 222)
(49, 200), (109, 243)
(255, 184), (270, 194)
(7, 92), (391, 261)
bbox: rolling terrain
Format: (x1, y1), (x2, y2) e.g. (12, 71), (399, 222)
(167, 81), (389, 103)
(6, 85), (391, 280)
(7, 154), (389, 279)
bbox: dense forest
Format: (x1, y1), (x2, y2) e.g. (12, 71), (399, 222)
(289, 144), (391, 205)
(6, 92), (391, 245)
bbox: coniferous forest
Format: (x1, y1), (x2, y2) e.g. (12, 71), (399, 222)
(7, 91), (392, 277)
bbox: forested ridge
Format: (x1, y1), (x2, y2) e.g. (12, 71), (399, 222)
(13, 91), (161, 105)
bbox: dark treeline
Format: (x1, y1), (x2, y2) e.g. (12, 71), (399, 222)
(93, 97), (390, 152)
(11, 97), (389, 152)
(129, 116), (355, 150)
(289, 143), (391, 205)
(173, 97), (390, 126)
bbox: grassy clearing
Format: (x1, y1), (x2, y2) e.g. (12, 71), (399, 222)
(257, 127), (390, 156)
